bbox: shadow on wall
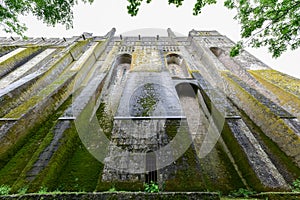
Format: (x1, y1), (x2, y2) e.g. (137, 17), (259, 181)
(115, 53), (132, 65)
(210, 47), (223, 58)
(175, 82), (199, 98)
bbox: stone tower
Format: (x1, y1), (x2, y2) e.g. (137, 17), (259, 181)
(0, 28), (299, 193)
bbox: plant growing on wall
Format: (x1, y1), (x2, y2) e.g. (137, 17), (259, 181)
(0, 185), (10, 195)
(144, 181), (159, 193)
(131, 83), (159, 117)
(230, 188), (256, 198)
(292, 177), (300, 192)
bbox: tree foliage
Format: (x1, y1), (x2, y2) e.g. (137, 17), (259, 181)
(127, 0), (300, 58)
(0, 0), (93, 36)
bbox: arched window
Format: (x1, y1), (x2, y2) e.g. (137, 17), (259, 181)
(210, 47), (239, 70)
(166, 53), (190, 78)
(210, 47), (223, 57)
(111, 53), (132, 84)
(115, 53), (132, 65)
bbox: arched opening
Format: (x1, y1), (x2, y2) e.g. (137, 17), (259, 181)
(175, 82), (199, 98)
(111, 53), (131, 84)
(106, 53), (132, 114)
(166, 53), (191, 78)
(210, 47), (223, 57)
(209, 47), (240, 70)
(145, 151), (157, 183)
(115, 53), (132, 65)
(115, 54), (131, 82)
(209, 47), (262, 91)
(175, 82), (201, 136)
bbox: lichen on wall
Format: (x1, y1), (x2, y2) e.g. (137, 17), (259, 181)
(131, 47), (162, 72)
(250, 69), (300, 98)
(249, 70), (300, 120)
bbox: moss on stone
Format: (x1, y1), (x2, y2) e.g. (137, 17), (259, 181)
(96, 102), (113, 139)
(29, 122), (79, 192)
(131, 83), (159, 117)
(221, 122), (265, 191)
(4, 70), (75, 119)
(254, 192), (300, 200)
(0, 46), (17, 57)
(163, 119), (204, 191)
(0, 47), (42, 70)
(56, 142), (103, 192)
(0, 97), (72, 190)
(222, 72), (300, 169)
(188, 69), (200, 74)
(139, 84), (158, 117)
(163, 112), (244, 193)
(0, 72), (75, 165)
(238, 107), (300, 184)
(211, 142), (246, 193)
(11, 98), (73, 192)
(131, 49), (162, 72)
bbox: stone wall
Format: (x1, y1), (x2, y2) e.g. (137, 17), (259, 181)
(223, 72), (300, 168)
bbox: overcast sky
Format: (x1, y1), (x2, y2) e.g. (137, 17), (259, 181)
(1, 0), (299, 78)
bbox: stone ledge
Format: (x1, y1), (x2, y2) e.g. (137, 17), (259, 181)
(58, 116), (76, 120)
(114, 116), (187, 120)
(0, 118), (19, 121)
(0, 192), (220, 200)
(253, 192), (300, 200)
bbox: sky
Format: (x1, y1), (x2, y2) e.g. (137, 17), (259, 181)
(1, 0), (299, 78)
